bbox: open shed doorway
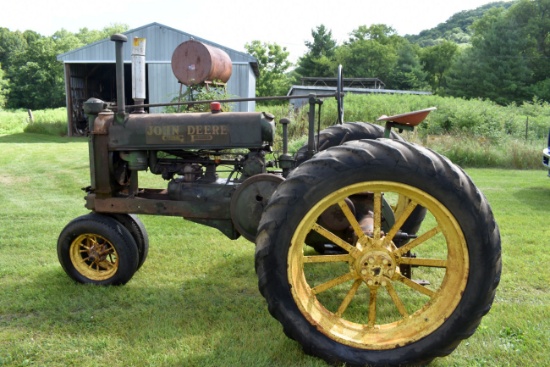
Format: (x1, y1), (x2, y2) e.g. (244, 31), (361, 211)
(65, 63), (148, 136)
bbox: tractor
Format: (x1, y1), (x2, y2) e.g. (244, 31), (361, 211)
(57, 34), (501, 367)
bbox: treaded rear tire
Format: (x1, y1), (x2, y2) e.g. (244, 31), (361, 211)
(255, 139), (501, 367)
(294, 122), (402, 165)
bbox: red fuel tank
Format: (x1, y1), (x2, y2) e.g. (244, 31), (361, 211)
(171, 39), (232, 86)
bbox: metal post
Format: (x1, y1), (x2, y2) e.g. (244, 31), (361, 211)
(111, 34), (127, 123)
(132, 37), (146, 113)
(307, 94), (316, 158)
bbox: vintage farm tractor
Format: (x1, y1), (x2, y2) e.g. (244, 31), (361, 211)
(57, 34), (501, 367)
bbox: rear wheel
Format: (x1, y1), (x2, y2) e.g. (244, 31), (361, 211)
(294, 122), (424, 253)
(294, 121), (401, 165)
(58, 213), (139, 285)
(256, 139), (501, 366)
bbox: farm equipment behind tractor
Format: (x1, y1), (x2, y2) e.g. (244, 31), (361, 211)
(57, 34), (502, 367)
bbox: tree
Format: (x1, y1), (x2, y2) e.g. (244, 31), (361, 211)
(7, 35), (66, 109)
(0, 28), (27, 70)
(0, 65), (8, 108)
(295, 25), (338, 78)
(244, 40), (292, 100)
(2, 24), (129, 110)
(389, 42), (428, 90)
(420, 40), (459, 93)
(445, 2), (545, 104)
(328, 24), (428, 90)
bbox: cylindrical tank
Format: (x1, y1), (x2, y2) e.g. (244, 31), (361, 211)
(171, 40), (232, 86)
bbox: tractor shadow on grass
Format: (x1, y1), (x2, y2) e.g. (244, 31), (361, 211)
(513, 184), (550, 212)
(0, 133), (85, 144)
(2, 252), (319, 367)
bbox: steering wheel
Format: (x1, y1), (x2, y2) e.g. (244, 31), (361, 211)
(336, 64), (344, 124)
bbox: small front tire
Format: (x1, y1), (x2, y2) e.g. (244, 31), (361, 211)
(58, 213), (139, 285)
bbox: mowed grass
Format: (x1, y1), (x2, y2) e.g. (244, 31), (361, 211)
(1, 133), (549, 367)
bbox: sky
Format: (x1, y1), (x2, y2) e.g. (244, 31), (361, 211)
(1, 0), (510, 61)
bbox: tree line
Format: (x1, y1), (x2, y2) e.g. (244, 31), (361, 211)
(246, 0), (550, 106)
(1, 0), (549, 111)
(0, 24), (128, 110)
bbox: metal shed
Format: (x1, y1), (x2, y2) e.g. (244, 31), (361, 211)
(57, 22), (259, 136)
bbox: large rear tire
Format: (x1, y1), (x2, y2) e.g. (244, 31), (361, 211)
(294, 122), (424, 252)
(255, 139), (501, 367)
(294, 122), (401, 165)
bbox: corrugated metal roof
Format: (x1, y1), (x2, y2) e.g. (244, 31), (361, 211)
(57, 22), (259, 76)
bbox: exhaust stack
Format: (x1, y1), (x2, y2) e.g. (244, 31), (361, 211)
(111, 34), (127, 122)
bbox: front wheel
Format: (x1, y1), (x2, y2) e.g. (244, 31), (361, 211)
(255, 139), (501, 367)
(58, 213), (139, 285)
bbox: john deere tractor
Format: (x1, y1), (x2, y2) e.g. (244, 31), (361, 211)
(57, 34), (501, 367)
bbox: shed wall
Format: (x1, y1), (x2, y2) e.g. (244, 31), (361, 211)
(57, 23), (258, 134)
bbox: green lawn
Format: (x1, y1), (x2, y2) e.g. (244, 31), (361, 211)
(0, 133), (549, 367)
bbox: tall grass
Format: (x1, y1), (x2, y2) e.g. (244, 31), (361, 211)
(0, 108), (67, 135)
(260, 94), (547, 169)
(0, 93), (548, 169)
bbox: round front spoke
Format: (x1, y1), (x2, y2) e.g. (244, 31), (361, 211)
(69, 233), (120, 281)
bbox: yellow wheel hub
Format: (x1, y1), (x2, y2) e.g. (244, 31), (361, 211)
(288, 181), (469, 350)
(69, 233), (119, 281)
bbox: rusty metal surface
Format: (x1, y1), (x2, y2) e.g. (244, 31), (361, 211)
(376, 107), (437, 127)
(92, 112), (114, 135)
(86, 191), (231, 219)
(171, 40), (232, 86)
(230, 174), (284, 241)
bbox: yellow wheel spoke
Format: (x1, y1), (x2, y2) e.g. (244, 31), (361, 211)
(385, 200), (418, 244)
(385, 281), (408, 317)
(303, 254), (351, 263)
(395, 273), (435, 298)
(312, 272), (356, 295)
(99, 247), (113, 256)
(336, 279), (362, 317)
(338, 200), (366, 241)
(312, 223), (359, 256)
(95, 261), (112, 271)
(396, 226), (441, 257)
(400, 257), (447, 268)
(373, 192), (382, 240)
(367, 288), (378, 327)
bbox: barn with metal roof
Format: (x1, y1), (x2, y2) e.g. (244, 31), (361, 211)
(57, 22), (258, 135)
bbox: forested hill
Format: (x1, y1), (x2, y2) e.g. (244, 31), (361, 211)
(405, 1), (514, 46)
